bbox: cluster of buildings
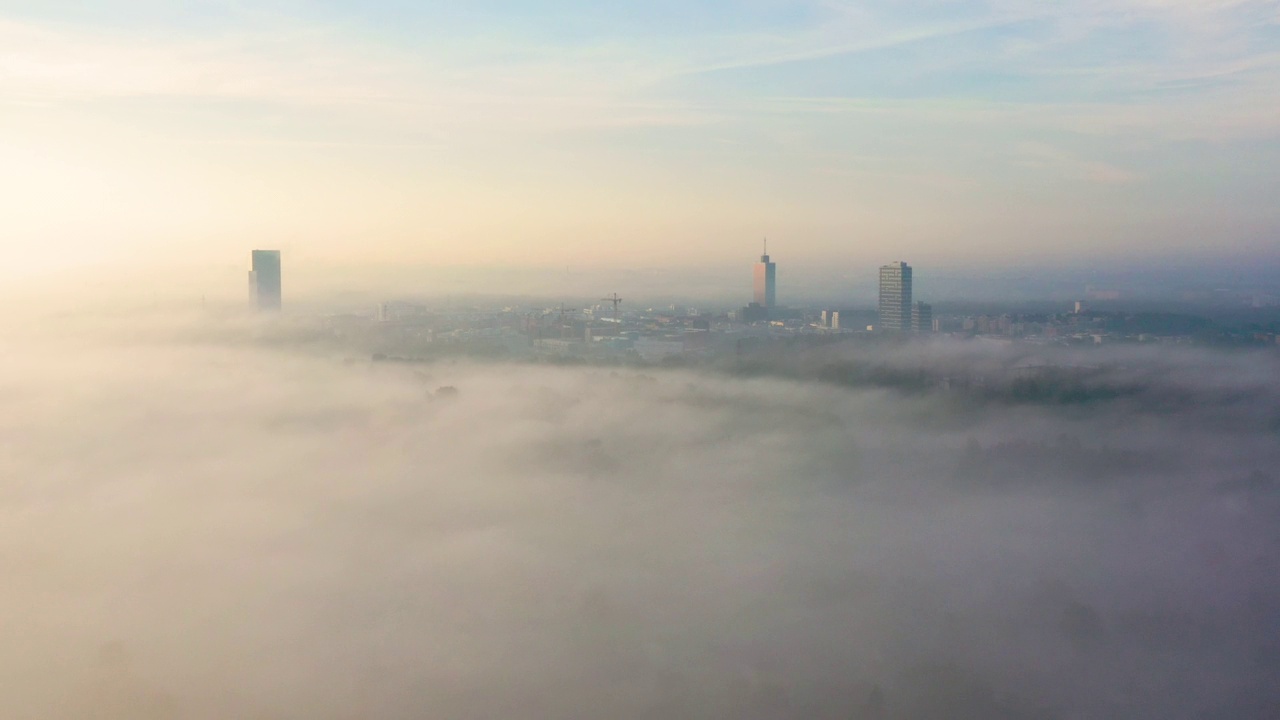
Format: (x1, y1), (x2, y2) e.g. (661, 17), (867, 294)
(248, 245), (1273, 358)
(246, 245), (933, 337)
(243, 244), (942, 363)
(736, 250), (932, 334)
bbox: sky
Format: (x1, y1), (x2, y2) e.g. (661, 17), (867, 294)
(2, 1), (1279, 296)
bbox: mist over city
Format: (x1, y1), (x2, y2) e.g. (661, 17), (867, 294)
(4, 1), (1280, 719)
(5, 306), (1280, 719)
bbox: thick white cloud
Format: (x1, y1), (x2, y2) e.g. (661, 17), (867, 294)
(2, 315), (1278, 718)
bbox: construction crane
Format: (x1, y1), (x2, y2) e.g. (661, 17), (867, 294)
(601, 293), (623, 323)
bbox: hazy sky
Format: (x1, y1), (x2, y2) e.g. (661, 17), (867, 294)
(3, 1), (1279, 291)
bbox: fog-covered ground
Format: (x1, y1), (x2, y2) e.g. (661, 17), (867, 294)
(2, 314), (1279, 719)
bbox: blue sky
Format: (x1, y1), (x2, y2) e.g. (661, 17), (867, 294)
(1, 0), (1278, 292)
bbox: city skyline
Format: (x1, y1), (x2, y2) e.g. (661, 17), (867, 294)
(238, 244), (945, 319)
(3, 1), (1279, 288)
(51, 242), (1271, 315)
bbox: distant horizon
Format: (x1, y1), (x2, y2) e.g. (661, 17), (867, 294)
(8, 247), (1280, 316)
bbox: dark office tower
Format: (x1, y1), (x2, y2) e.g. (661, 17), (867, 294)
(754, 240), (776, 308)
(249, 250), (282, 311)
(912, 301), (932, 333)
(878, 261), (912, 331)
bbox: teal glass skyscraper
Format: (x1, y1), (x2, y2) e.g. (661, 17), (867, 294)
(249, 250), (282, 311)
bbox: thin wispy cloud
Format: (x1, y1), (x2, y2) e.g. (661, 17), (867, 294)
(3, 3), (1277, 139)
(1013, 141), (1142, 185)
(672, 15), (1037, 77)
(0, 19), (411, 103)
(1, 0), (1277, 272)
(0, 18), (704, 133)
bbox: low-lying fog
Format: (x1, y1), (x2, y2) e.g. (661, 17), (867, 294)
(3, 315), (1278, 719)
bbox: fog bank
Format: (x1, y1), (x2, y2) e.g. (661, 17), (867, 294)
(2, 319), (1278, 719)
